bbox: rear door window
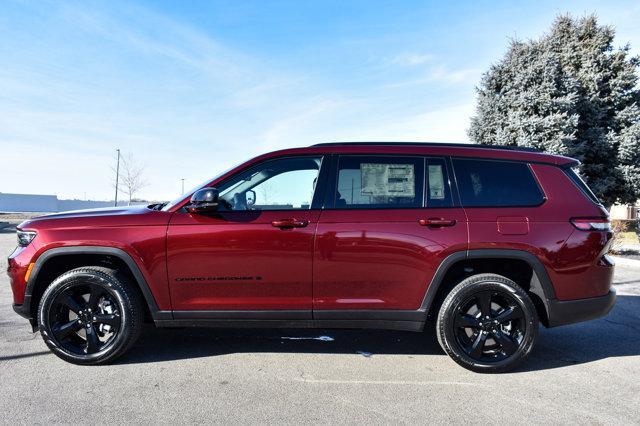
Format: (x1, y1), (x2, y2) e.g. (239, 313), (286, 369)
(452, 158), (544, 207)
(334, 156), (424, 208)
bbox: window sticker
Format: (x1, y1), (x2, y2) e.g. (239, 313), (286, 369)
(361, 163), (415, 197)
(428, 165), (445, 199)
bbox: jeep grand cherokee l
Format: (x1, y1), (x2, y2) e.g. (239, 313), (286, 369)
(8, 142), (616, 372)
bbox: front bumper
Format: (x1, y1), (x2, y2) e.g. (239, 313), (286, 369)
(13, 301), (37, 332)
(547, 289), (616, 327)
(13, 300), (32, 320)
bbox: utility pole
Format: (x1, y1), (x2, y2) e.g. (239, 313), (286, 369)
(114, 148), (121, 207)
(181, 178), (185, 194)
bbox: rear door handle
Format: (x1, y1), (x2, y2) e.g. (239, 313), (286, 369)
(418, 218), (457, 227)
(271, 219), (309, 229)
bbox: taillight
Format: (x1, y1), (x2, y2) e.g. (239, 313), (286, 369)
(570, 217), (611, 231)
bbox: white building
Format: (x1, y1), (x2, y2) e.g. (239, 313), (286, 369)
(610, 202), (639, 220)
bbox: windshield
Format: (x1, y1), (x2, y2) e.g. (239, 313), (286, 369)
(161, 162), (243, 211)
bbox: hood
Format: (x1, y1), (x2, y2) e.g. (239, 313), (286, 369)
(18, 205), (169, 230)
(32, 205), (150, 220)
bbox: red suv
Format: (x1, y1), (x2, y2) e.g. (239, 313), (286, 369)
(8, 142), (616, 372)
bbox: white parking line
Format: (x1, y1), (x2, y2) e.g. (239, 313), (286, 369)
(290, 378), (487, 387)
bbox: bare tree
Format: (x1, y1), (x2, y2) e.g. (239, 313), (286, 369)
(112, 152), (148, 205)
(256, 180), (277, 206)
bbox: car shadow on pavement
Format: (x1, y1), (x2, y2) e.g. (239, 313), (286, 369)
(117, 295), (640, 372)
(520, 293), (640, 372)
(121, 325), (444, 363)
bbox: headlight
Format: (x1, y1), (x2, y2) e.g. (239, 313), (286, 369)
(17, 230), (37, 247)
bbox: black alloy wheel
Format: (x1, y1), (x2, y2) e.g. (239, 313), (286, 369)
(436, 273), (538, 373)
(38, 267), (143, 365)
(453, 290), (525, 362)
(47, 283), (122, 355)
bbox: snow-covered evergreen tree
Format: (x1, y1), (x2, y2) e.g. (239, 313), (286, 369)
(469, 15), (640, 207)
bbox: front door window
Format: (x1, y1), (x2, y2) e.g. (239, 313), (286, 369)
(218, 157), (322, 211)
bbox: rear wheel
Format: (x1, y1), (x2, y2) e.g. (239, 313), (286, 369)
(436, 273), (538, 373)
(38, 267), (143, 365)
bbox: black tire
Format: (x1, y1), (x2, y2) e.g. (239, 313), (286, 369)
(436, 273), (538, 373)
(37, 266), (143, 365)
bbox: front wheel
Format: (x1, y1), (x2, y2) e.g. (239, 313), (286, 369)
(38, 267), (143, 365)
(436, 273), (538, 373)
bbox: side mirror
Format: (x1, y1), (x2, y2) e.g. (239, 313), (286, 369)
(186, 188), (219, 213)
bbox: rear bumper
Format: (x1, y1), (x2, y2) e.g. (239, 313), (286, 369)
(547, 289), (616, 327)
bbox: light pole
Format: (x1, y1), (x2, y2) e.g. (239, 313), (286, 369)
(181, 178), (185, 194)
(114, 148), (121, 207)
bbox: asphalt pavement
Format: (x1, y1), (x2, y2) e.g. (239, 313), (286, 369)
(1, 231), (639, 424)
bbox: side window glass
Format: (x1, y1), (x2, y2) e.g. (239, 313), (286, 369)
(426, 158), (453, 208)
(452, 158), (544, 207)
(335, 156), (424, 208)
(217, 157), (322, 211)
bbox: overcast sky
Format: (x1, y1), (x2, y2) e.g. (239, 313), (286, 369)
(1, 0), (639, 201)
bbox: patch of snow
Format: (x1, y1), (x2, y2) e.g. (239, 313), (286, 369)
(611, 256), (640, 267)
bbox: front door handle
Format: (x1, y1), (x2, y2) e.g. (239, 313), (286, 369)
(271, 219), (309, 229)
(418, 218), (457, 227)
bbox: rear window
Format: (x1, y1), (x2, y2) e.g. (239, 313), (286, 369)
(452, 158), (545, 207)
(564, 167), (601, 205)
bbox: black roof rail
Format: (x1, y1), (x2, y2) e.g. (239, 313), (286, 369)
(310, 141), (540, 153)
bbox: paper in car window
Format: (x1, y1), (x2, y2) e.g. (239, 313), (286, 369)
(428, 165), (445, 199)
(361, 163), (415, 197)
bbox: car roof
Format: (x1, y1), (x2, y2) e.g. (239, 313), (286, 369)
(259, 142), (578, 166)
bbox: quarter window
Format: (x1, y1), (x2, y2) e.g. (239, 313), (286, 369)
(426, 158), (453, 208)
(452, 158), (544, 207)
(564, 167), (601, 205)
(334, 156), (424, 208)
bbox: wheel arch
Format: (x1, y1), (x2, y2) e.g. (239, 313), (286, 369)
(421, 249), (556, 326)
(24, 246), (171, 322)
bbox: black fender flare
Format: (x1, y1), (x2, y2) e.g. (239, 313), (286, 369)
(419, 249), (556, 321)
(23, 246), (171, 321)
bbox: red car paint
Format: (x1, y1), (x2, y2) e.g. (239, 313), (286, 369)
(8, 143), (614, 325)
(313, 207), (468, 310)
